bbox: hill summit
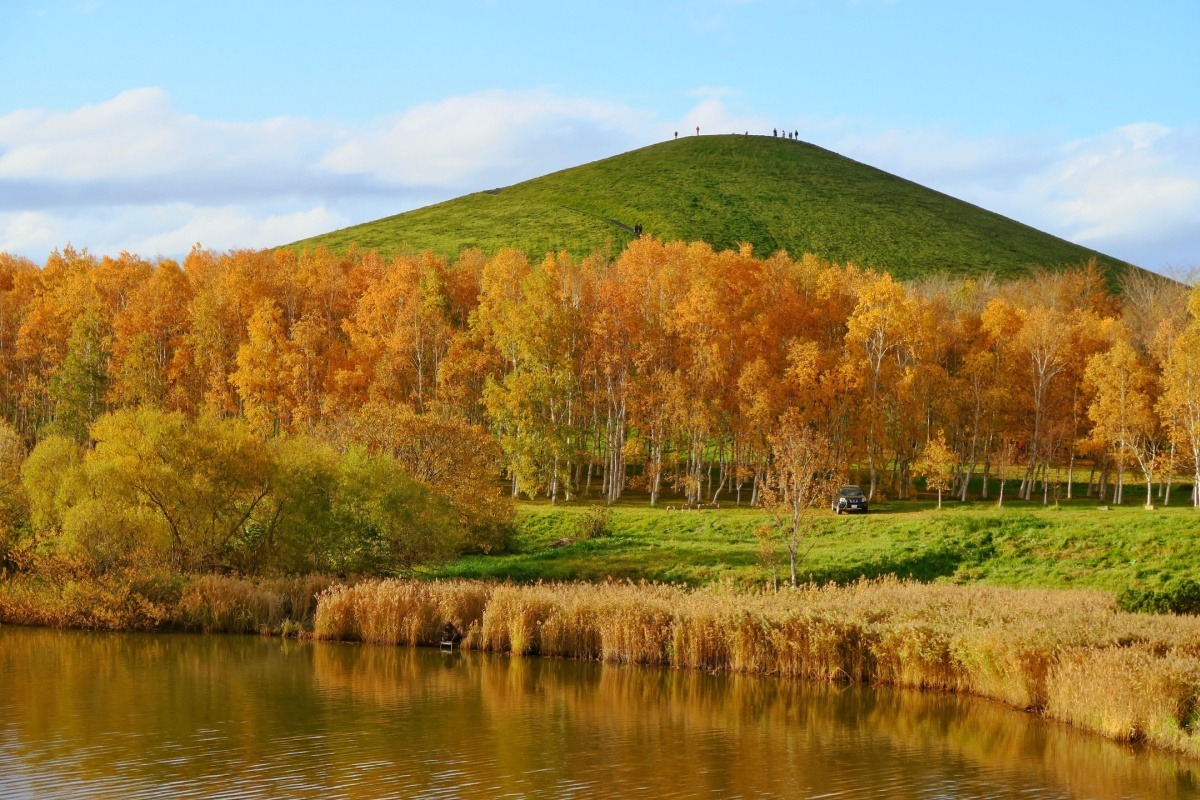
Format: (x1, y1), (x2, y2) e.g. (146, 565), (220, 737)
(289, 135), (1130, 282)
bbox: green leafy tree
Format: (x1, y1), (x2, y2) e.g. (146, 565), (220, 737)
(48, 311), (112, 442)
(21, 435), (83, 541)
(0, 420), (28, 569)
(86, 409), (272, 572)
(20, 433), (150, 572)
(254, 437), (469, 575)
(333, 448), (464, 574)
(252, 436), (345, 574)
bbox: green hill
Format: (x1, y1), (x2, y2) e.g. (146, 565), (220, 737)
(289, 135), (1131, 282)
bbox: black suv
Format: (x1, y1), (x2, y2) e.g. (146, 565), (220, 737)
(833, 485), (868, 514)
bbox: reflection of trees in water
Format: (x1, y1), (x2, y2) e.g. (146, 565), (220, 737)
(313, 640), (1200, 799)
(0, 629), (334, 795)
(1, 626), (1196, 799)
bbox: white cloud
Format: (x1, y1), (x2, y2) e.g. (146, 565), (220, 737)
(0, 211), (57, 255)
(320, 89), (651, 187)
(777, 113), (1200, 271)
(0, 87), (652, 206)
(0, 88), (332, 183)
(0, 204), (350, 260)
(129, 205), (351, 256)
(679, 93), (770, 136)
(0, 87), (660, 261)
(1039, 125), (1200, 247)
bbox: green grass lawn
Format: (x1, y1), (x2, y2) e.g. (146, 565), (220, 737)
(287, 135), (1130, 284)
(426, 496), (1200, 595)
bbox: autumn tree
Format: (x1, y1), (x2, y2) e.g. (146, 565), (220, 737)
(339, 252), (453, 411)
(109, 259), (193, 409)
(3, 239), (1179, 523)
(230, 299), (291, 436)
(178, 247), (281, 415)
(1085, 328), (1159, 506)
(844, 272), (910, 500)
(611, 238), (686, 505)
(1013, 304), (1071, 499)
(482, 252), (589, 502)
(336, 402), (513, 552)
(14, 247), (104, 432)
(0, 254), (41, 435)
(914, 431), (956, 508)
(1160, 288), (1200, 507)
(760, 411), (840, 586)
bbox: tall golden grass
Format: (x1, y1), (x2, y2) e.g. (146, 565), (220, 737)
(177, 574), (335, 634)
(0, 555), (179, 630)
(313, 576), (1200, 758)
(0, 558), (333, 635)
(316, 580), (492, 647)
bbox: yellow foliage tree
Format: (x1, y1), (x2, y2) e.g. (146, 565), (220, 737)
(913, 431), (956, 509)
(1085, 330), (1158, 506)
(760, 411), (840, 587)
(1160, 290), (1200, 507)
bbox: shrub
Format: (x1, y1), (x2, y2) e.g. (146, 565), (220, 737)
(1117, 580), (1200, 615)
(575, 506), (612, 540)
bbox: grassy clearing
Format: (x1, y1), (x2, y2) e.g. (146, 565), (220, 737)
(6, 498), (1193, 635)
(287, 135), (1128, 284)
(427, 498), (1200, 593)
(314, 576), (1200, 758)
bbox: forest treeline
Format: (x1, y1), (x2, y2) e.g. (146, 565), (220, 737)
(0, 237), (1197, 556)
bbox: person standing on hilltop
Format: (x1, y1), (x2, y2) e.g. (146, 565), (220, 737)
(696, 126), (700, 136)
(674, 131), (678, 140)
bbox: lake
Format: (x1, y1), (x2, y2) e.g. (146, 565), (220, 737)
(1, 625), (1197, 798)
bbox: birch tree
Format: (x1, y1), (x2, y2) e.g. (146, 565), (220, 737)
(760, 412), (840, 587)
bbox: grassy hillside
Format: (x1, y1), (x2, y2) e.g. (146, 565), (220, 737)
(290, 135), (1131, 282)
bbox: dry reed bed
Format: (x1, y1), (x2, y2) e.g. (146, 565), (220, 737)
(314, 577), (1200, 758)
(177, 574), (335, 634)
(0, 572), (173, 630)
(0, 569), (335, 634)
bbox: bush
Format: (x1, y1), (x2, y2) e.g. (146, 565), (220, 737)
(1117, 579), (1200, 615)
(575, 506), (612, 540)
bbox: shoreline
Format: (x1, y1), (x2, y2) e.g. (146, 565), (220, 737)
(5, 572), (1200, 761)
(311, 578), (1200, 762)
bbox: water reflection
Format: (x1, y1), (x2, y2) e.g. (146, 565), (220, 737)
(1, 625), (1197, 799)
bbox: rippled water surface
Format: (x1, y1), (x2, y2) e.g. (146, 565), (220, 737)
(2, 626), (1199, 799)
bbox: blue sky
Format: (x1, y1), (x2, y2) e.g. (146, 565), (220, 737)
(1, 0), (1197, 272)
